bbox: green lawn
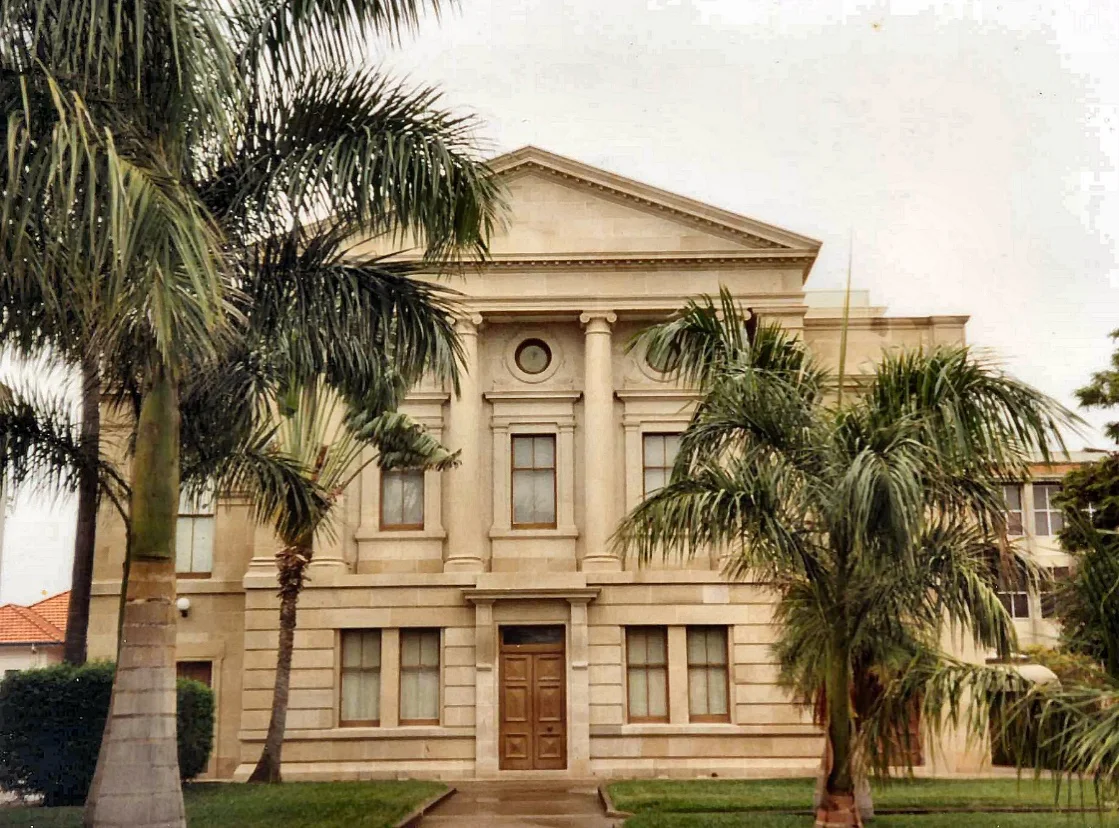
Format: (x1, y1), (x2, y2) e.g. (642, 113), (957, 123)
(626, 814), (1118, 828)
(0, 780), (446, 828)
(608, 777), (1110, 816)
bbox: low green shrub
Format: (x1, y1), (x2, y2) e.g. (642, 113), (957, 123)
(0, 662), (214, 806)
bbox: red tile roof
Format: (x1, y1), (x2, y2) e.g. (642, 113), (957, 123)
(30, 591), (70, 632)
(0, 591), (68, 645)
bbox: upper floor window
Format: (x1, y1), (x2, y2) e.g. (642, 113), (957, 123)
(1002, 484), (1023, 536)
(340, 630), (381, 726)
(380, 469), (424, 530)
(1033, 483), (1064, 536)
(687, 626), (730, 722)
(399, 629), (441, 725)
(176, 489), (214, 577)
(626, 627), (668, 723)
(643, 433), (681, 497)
(511, 435), (556, 528)
(996, 583), (1030, 619)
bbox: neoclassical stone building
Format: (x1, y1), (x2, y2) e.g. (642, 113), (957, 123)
(89, 147), (994, 781)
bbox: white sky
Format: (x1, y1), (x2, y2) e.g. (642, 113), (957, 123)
(2, 0), (1116, 603)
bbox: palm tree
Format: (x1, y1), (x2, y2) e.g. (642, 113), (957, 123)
(192, 384), (457, 783)
(0, 0), (499, 678)
(614, 290), (1075, 827)
(1, 1), (498, 823)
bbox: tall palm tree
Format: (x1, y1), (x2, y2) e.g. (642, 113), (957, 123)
(191, 384), (457, 783)
(614, 290), (1075, 827)
(1, 1), (499, 824)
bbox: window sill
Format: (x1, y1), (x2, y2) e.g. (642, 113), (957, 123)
(353, 528), (447, 541)
(490, 526), (579, 540)
(591, 723), (816, 737)
(240, 725), (473, 741)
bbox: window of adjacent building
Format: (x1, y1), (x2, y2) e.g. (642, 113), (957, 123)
(340, 630), (381, 726)
(399, 629), (440, 725)
(1002, 484), (1023, 536)
(511, 435), (556, 528)
(1040, 566), (1071, 619)
(687, 627), (729, 722)
(176, 489), (215, 577)
(380, 469), (424, 530)
(643, 433), (682, 497)
(997, 587), (1030, 619)
(626, 627), (668, 722)
(1033, 483), (1064, 536)
(176, 660), (213, 688)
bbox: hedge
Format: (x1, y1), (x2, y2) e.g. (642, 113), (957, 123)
(0, 661), (214, 806)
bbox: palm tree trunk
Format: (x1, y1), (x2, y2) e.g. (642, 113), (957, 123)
(84, 368), (184, 828)
(248, 542), (311, 783)
(815, 653), (863, 828)
(64, 355), (100, 665)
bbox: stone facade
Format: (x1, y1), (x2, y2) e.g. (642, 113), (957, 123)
(87, 146), (1057, 781)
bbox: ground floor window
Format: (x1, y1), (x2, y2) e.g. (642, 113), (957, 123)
(340, 630), (381, 726)
(687, 626), (729, 722)
(626, 627), (668, 722)
(400, 629), (441, 725)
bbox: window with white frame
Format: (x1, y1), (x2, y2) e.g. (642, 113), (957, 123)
(1002, 484), (1024, 536)
(380, 469), (424, 530)
(511, 435), (556, 528)
(340, 630), (381, 726)
(996, 586), (1030, 619)
(175, 489), (214, 576)
(626, 627), (668, 722)
(687, 626), (730, 722)
(1033, 483), (1064, 536)
(642, 433), (682, 497)
(1040, 566), (1070, 619)
(399, 629), (440, 724)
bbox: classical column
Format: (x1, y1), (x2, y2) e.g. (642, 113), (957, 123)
(444, 314), (486, 573)
(580, 311), (619, 571)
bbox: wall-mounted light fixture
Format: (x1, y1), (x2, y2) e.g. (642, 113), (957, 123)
(176, 597), (191, 618)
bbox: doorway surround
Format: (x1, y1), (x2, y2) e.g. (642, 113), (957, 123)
(464, 577), (599, 777)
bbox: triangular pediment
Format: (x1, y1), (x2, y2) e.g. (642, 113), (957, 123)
(482, 146), (820, 260)
(346, 146), (820, 270)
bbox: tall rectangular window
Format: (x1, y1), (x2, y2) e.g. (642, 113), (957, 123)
(1002, 484), (1023, 536)
(687, 627), (729, 722)
(1033, 483), (1063, 536)
(400, 629), (440, 725)
(511, 435), (556, 528)
(380, 469), (424, 530)
(643, 433), (682, 497)
(626, 627), (668, 722)
(340, 630), (381, 726)
(176, 489), (214, 577)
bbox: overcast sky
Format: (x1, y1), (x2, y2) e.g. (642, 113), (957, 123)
(2, 0), (1117, 603)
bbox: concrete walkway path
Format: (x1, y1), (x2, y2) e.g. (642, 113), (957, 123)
(421, 780), (620, 827)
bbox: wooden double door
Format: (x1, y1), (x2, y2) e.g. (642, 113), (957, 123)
(498, 626), (567, 770)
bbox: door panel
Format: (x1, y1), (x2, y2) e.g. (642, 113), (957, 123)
(498, 629), (567, 770)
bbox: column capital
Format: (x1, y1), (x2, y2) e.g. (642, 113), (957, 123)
(579, 310), (617, 331)
(454, 313), (485, 335)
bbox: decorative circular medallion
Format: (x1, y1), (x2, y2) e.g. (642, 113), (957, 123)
(514, 339), (552, 375)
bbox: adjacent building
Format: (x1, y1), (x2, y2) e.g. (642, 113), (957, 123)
(0, 590), (69, 676)
(87, 147), (1067, 781)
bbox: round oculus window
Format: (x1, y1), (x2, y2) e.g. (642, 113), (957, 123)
(514, 339), (552, 375)
(645, 343), (679, 375)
